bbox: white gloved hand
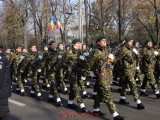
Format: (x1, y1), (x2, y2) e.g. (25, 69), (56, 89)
(133, 48), (138, 55)
(37, 69), (42, 72)
(136, 67), (140, 70)
(21, 56), (25, 59)
(84, 52), (89, 57)
(79, 55), (85, 60)
(81, 76), (86, 80)
(38, 55), (43, 60)
(154, 51), (158, 56)
(108, 54), (114, 60)
(58, 55), (62, 59)
(20, 70), (24, 73)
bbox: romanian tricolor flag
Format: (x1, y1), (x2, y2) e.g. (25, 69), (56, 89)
(50, 16), (57, 32)
(56, 18), (61, 30)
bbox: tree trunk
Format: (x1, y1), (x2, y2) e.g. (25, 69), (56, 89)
(84, 0), (89, 45)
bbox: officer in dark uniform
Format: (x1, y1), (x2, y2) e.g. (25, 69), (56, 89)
(0, 44), (11, 120)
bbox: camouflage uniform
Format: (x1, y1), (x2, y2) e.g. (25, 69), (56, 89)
(115, 43), (141, 101)
(55, 48), (68, 93)
(141, 44), (160, 98)
(134, 46), (143, 84)
(63, 47), (84, 103)
(41, 50), (50, 89)
(155, 48), (160, 84)
(20, 50), (42, 98)
(83, 43), (119, 117)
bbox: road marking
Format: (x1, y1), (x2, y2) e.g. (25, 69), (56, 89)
(9, 99), (26, 107)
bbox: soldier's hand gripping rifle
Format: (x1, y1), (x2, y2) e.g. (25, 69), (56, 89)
(31, 55), (43, 66)
(101, 54), (114, 73)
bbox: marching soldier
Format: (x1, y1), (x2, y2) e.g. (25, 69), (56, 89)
(63, 39), (87, 113)
(140, 40), (160, 98)
(56, 43), (69, 94)
(19, 43), (43, 100)
(115, 36), (145, 110)
(83, 36), (124, 120)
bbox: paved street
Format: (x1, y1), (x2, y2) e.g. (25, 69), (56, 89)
(9, 77), (160, 120)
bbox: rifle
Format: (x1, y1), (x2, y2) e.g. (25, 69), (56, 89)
(31, 55), (43, 65)
(101, 58), (110, 72)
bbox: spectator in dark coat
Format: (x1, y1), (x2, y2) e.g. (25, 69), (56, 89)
(0, 44), (11, 120)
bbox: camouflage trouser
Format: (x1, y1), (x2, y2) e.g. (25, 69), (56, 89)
(56, 68), (67, 89)
(93, 87), (118, 114)
(77, 73), (86, 92)
(155, 69), (160, 84)
(113, 64), (120, 81)
(14, 66), (18, 80)
(142, 70), (159, 92)
(93, 71), (117, 114)
(121, 69), (139, 101)
(43, 67), (50, 85)
(31, 70), (41, 93)
(21, 66), (29, 83)
(68, 68), (83, 104)
(49, 72), (60, 99)
(17, 72), (24, 90)
(135, 68), (143, 84)
(118, 68), (125, 88)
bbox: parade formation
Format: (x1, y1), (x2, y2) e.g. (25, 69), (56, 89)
(3, 35), (160, 120)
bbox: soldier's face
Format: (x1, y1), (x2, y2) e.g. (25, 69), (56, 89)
(51, 43), (56, 49)
(82, 45), (86, 50)
(147, 42), (152, 47)
(16, 47), (22, 52)
(58, 44), (64, 50)
(44, 47), (48, 51)
(122, 41), (125, 44)
(30, 46), (37, 52)
(98, 39), (106, 47)
(135, 42), (139, 47)
(6, 49), (10, 53)
(22, 49), (27, 53)
(73, 42), (82, 49)
(66, 47), (70, 51)
(127, 40), (133, 47)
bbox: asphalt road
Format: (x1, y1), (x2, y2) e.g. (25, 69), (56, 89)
(9, 77), (160, 120)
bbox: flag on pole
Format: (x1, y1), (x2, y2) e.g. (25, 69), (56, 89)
(50, 16), (57, 32)
(56, 18), (61, 30)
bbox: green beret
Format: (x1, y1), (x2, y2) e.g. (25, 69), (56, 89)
(6, 47), (11, 50)
(96, 36), (106, 43)
(28, 43), (36, 49)
(145, 39), (152, 44)
(117, 43), (121, 45)
(72, 39), (81, 44)
(48, 41), (55, 46)
(15, 45), (22, 49)
(58, 42), (63, 46)
(66, 45), (70, 48)
(133, 40), (139, 45)
(120, 39), (125, 43)
(125, 36), (134, 42)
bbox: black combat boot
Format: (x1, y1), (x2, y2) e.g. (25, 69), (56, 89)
(81, 107), (88, 113)
(93, 111), (106, 117)
(140, 92), (149, 96)
(57, 101), (63, 107)
(137, 103), (145, 110)
(156, 94), (160, 99)
(114, 115), (124, 120)
(64, 90), (69, 94)
(119, 99), (130, 105)
(67, 104), (78, 109)
(82, 94), (88, 99)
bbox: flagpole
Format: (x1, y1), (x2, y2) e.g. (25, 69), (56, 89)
(63, 0), (66, 47)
